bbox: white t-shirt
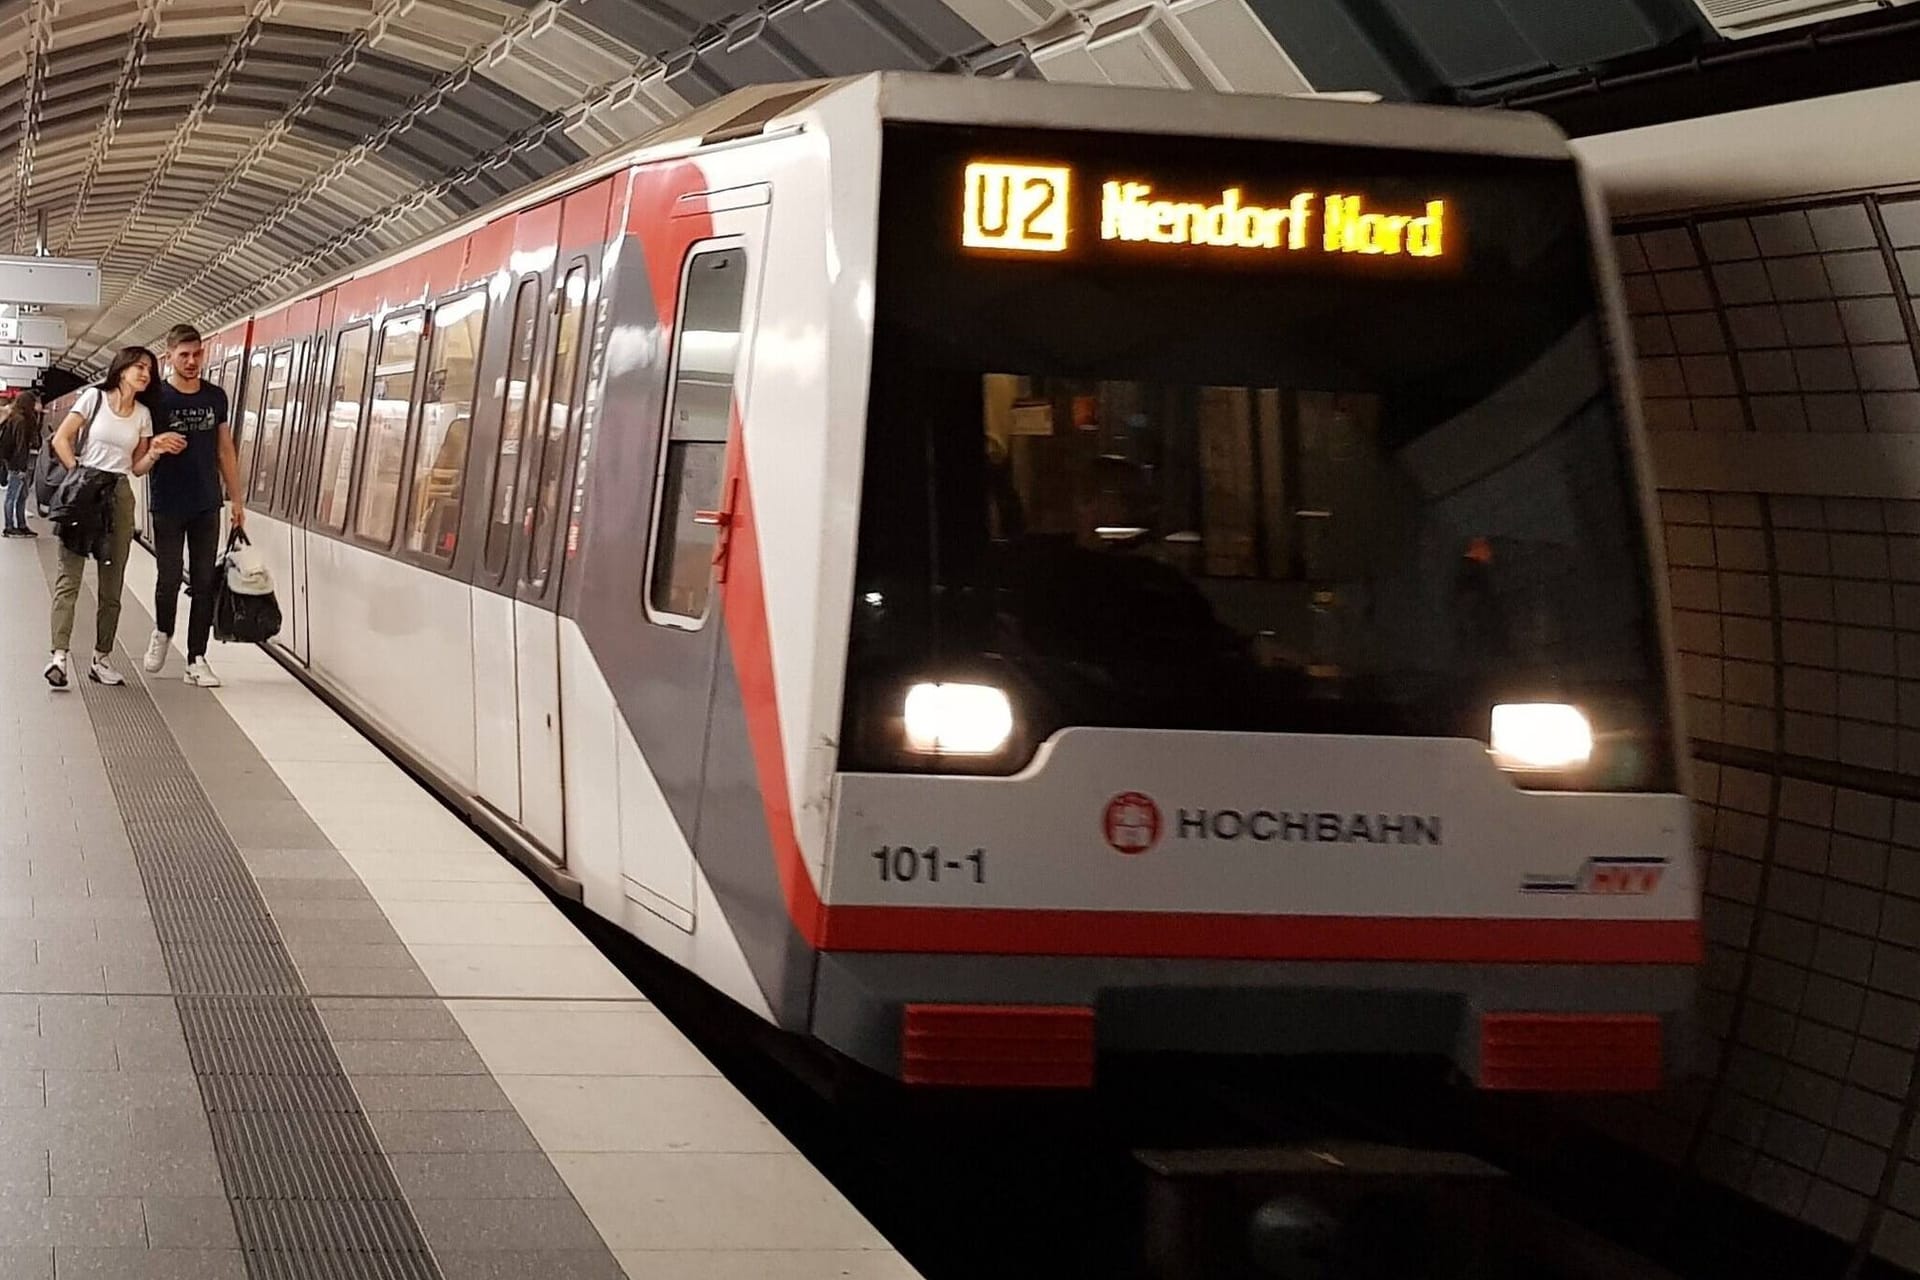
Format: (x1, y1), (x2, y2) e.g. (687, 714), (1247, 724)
(70, 387), (152, 475)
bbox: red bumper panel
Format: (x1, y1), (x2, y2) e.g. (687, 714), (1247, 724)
(1478, 1012), (1663, 1092)
(901, 1003), (1096, 1088)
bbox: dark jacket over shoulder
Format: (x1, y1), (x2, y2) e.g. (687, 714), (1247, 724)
(47, 467), (120, 564)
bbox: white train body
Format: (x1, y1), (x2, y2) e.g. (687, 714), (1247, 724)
(164, 73), (1698, 1088)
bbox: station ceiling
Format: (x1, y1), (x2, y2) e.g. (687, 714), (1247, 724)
(0, 0), (1912, 377)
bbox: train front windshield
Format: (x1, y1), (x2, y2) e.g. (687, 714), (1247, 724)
(842, 121), (1672, 789)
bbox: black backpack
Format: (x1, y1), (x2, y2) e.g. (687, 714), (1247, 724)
(34, 392), (101, 509)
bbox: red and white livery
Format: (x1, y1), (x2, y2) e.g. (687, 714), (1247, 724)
(154, 73), (1695, 1089)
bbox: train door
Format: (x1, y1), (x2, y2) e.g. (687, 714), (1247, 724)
(267, 337), (310, 665)
(471, 193), (588, 860)
(513, 182), (612, 860)
(288, 299), (334, 667)
(631, 197), (771, 917)
(288, 297), (334, 665)
(283, 338), (313, 665)
(247, 342), (298, 660)
(471, 265), (547, 834)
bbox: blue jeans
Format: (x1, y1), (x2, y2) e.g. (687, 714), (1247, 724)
(2, 468), (26, 531)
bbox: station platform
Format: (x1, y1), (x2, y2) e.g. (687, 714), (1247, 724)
(0, 520), (918, 1280)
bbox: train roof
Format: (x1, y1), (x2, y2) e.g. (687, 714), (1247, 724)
(861, 72), (1568, 161)
(568, 71), (1571, 169)
(224, 72), (1569, 339)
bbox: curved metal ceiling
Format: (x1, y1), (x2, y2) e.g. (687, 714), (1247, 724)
(0, 0), (1845, 378)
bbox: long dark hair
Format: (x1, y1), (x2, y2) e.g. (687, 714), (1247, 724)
(2, 391), (37, 431)
(99, 346), (159, 407)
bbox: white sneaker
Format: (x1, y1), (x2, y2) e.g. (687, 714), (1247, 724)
(143, 630), (170, 673)
(43, 650), (70, 690)
(87, 654), (125, 686)
(184, 658), (222, 688)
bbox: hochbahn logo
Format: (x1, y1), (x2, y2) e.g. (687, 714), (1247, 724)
(1179, 809), (1443, 845)
(1103, 793), (1163, 855)
(1101, 794), (1443, 853)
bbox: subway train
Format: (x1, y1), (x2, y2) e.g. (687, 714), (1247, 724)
(82, 73), (1704, 1088)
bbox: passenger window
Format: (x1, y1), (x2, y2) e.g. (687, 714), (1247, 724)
(528, 265), (587, 588)
(407, 291), (485, 561)
(316, 325), (371, 533)
(235, 348), (269, 487)
(484, 278), (543, 580)
(648, 246), (747, 623)
(354, 314), (422, 544)
(249, 347), (293, 505)
(279, 339), (311, 517)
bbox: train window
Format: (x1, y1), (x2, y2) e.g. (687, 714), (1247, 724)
(304, 338), (337, 521)
(355, 312), (424, 545)
(316, 325), (372, 533)
(406, 290), (486, 562)
(217, 355), (242, 464)
(839, 125), (1677, 785)
(527, 264), (587, 588)
(647, 246), (747, 624)
(399, 297), (483, 564)
(484, 278), (543, 581)
(279, 339), (312, 519)
(235, 348), (269, 488)
(248, 347), (293, 506)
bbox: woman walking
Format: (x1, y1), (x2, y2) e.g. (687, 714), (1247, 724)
(1, 392), (39, 536)
(43, 347), (187, 689)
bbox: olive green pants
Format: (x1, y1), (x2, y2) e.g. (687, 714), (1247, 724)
(50, 476), (136, 655)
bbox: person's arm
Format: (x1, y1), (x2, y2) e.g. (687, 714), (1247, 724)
(51, 410), (86, 468)
(131, 408), (172, 476)
(216, 421), (244, 527)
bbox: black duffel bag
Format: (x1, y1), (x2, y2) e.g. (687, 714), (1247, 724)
(212, 529), (283, 644)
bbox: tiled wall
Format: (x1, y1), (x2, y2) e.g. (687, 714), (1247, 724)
(1665, 492), (1920, 773)
(1659, 491), (1920, 1265)
(1621, 198), (1920, 436)
(1588, 193), (1920, 1272)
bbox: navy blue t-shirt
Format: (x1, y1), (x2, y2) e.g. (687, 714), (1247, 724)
(150, 381), (230, 519)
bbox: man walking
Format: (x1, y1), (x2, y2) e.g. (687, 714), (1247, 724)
(144, 324), (243, 687)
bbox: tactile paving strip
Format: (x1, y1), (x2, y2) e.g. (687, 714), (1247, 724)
(80, 674), (442, 1280)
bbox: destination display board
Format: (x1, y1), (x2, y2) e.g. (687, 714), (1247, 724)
(880, 121), (1596, 290)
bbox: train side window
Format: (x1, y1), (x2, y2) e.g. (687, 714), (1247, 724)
(316, 325), (372, 533)
(295, 338), (334, 523)
(407, 290), (486, 562)
(217, 355), (241, 461)
(235, 348), (269, 487)
(484, 278), (543, 581)
(249, 346), (293, 506)
(527, 264), (587, 589)
(278, 339), (311, 521)
(646, 245), (748, 625)
(354, 312), (424, 546)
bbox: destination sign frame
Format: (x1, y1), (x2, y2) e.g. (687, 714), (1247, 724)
(962, 161), (1451, 262)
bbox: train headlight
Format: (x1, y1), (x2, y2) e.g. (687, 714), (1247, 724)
(1490, 703), (1593, 772)
(904, 683), (1014, 756)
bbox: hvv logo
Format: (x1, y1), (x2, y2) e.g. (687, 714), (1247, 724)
(1521, 857), (1669, 896)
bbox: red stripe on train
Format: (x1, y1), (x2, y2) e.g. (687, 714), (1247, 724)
(718, 415), (831, 946)
(820, 908), (1702, 963)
